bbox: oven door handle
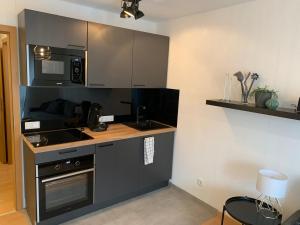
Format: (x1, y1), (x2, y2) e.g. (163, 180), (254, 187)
(41, 168), (94, 183)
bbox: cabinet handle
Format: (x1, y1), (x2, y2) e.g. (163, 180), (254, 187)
(89, 83), (105, 87)
(120, 101), (132, 105)
(59, 149), (78, 155)
(68, 44), (86, 50)
(133, 84), (146, 87)
(42, 168), (94, 183)
(97, 143), (114, 148)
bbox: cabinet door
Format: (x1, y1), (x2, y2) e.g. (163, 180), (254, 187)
(25, 9), (87, 49)
(95, 143), (116, 204)
(114, 138), (140, 197)
(132, 32), (169, 88)
(95, 139), (140, 204)
(87, 23), (133, 88)
(140, 132), (174, 189)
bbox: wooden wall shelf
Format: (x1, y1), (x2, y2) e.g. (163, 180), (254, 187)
(206, 99), (300, 121)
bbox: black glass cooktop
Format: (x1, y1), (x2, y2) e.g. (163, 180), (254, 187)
(25, 129), (93, 148)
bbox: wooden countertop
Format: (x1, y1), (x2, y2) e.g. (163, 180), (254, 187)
(23, 123), (176, 154)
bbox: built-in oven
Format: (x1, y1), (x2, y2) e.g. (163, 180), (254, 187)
(26, 44), (86, 86)
(36, 155), (94, 222)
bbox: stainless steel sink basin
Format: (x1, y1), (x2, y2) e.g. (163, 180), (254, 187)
(123, 120), (170, 131)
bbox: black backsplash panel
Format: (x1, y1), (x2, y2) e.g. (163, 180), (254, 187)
(21, 87), (179, 133)
(131, 89), (179, 127)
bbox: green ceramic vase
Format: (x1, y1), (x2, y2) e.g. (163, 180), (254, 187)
(265, 98), (279, 111)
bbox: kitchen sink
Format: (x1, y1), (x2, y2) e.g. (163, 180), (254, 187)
(123, 120), (171, 131)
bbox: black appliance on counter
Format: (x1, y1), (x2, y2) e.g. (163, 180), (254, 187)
(87, 103), (108, 132)
(36, 154), (95, 222)
(24, 129), (93, 148)
(25, 44), (86, 86)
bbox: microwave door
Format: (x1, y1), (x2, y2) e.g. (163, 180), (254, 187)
(33, 54), (71, 86)
(26, 44), (85, 87)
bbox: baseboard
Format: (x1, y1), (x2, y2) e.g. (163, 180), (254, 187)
(169, 183), (241, 225)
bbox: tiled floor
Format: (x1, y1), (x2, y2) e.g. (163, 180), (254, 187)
(63, 185), (216, 225)
(0, 185), (239, 225)
(0, 211), (238, 225)
(0, 163), (15, 215)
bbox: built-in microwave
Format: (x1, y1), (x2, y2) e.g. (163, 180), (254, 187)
(25, 44), (86, 86)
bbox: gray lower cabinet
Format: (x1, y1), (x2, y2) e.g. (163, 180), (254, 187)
(87, 23), (133, 88)
(95, 132), (174, 204)
(24, 132), (174, 225)
(94, 143), (116, 204)
(139, 132), (175, 189)
(18, 9), (87, 49)
(132, 31), (169, 88)
(114, 139), (141, 196)
(95, 139), (140, 205)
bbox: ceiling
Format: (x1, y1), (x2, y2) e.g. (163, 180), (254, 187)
(61, 0), (254, 21)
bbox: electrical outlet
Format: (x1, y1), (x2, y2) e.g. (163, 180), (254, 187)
(99, 115), (114, 123)
(25, 121), (40, 130)
(196, 178), (204, 187)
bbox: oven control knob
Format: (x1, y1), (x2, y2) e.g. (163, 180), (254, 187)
(54, 164), (61, 170)
(74, 67), (80, 74)
(75, 161), (80, 167)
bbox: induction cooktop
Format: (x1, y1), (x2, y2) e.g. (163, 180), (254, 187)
(24, 129), (93, 148)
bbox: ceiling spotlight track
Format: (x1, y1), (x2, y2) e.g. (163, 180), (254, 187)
(120, 0), (144, 20)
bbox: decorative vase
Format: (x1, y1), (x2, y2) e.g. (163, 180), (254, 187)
(255, 92), (272, 108)
(265, 98), (279, 111)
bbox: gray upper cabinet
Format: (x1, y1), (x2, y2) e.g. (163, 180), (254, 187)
(18, 9), (170, 88)
(87, 23), (133, 88)
(19, 9), (87, 49)
(132, 32), (169, 88)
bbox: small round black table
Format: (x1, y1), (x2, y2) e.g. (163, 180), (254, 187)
(221, 197), (282, 225)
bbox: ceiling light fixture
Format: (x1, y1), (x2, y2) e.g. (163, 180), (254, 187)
(120, 2), (131, 18)
(120, 0), (144, 20)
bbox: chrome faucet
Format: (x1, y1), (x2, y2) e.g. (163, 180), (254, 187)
(136, 105), (146, 125)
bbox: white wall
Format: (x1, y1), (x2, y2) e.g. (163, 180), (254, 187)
(0, 0), (157, 33)
(158, 0), (300, 218)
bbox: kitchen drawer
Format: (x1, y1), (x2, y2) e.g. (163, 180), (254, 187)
(35, 145), (95, 164)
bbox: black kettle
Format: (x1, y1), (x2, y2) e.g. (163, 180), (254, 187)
(87, 103), (108, 132)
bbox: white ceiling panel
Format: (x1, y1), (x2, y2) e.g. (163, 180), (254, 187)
(61, 0), (254, 21)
